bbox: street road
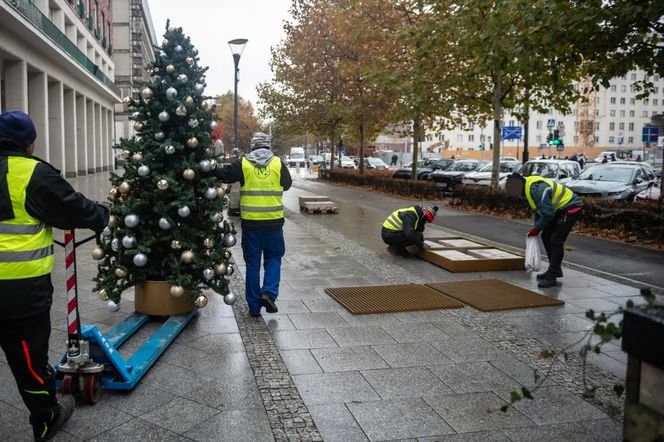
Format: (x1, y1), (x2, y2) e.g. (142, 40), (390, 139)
(288, 169), (664, 290)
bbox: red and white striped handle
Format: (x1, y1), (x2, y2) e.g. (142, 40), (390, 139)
(64, 230), (79, 336)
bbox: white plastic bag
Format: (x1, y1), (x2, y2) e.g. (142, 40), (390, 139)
(525, 235), (542, 272)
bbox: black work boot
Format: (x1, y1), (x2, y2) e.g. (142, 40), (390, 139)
(32, 395), (75, 441)
(538, 276), (558, 288)
(536, 269), (563, 281)
(260, 293), (278, 313)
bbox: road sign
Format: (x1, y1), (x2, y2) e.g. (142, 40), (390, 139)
(642, 127), (659, 143)
(556, 143), (565, 152)
(617, 137), (623, 145)
(547, 119), (556, 129)
(502, 126), (522, 140)
(539, 143), (547, 150)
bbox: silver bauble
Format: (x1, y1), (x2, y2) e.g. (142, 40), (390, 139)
(174, 45), (183, 53)
(194, 83), (204, 94)
(210, 212), (222, 223)
(133, 253), (148, 267)
(180, 250), (194, 264)
(159, 51), (167, 60)
(175, 105), (187, 117)
(118, 181), (132, 193)
(158, 111), (170, 122)
(188, 118), (199, 128)
(106, 300), (121, 312)
(210, 159), (218, 170)
(161, 38), (169, 46)
(186, 57), (194, 65)
(154, 131), (165, 141)
(124, 214), (140, 228)
(131, 111), (141, 120)
(223, 292), (237, 305)
(111, 238), (120, 251)
(170, 285), (185, 298)
(114, 267), (127, 278)
(166, 64), (175, 73)
(203, 268), (214, 281)
(102, 227), (112, 237)
(209, 120), (218, 131)
(157, 179), (169, 190)
(184, 95), (194, 107)
(177, 206), (191, 217)
(226, 264), (235, 276)
(214, 263), (227, 275)
(158, 217), (172, 230)
(164, 145), (176, 155)
(98, 289), (109, 301)
(224, 250), (232, 259)
(140, 87), (153, 100)
(205, 187), (218, 200)
(137, 165), (150, 177)
(194, 295), (208, 308)
(198, 76), (206, 84)
(193, 48), (199, 56)
(182, 168), (195, 180)
(186, 137), (199, 148)
(121, 235), (136, 248)
(165, 87), (178, 100)
(133, 122), (144, 132)
(91, 247), (105, 260)
(177, 74), (188, 83)
(223, 233), (237, 247)
(171, 240), (182, 250)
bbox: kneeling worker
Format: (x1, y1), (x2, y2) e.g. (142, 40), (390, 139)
(505, 173), (583, 288)
(382, 205), (438, 256)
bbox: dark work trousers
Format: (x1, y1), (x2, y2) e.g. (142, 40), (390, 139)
(541, 209), (583, 276)
(381, 228), (423, 253)
(0, 311), (58, 425)
(242, 228), (286, 315)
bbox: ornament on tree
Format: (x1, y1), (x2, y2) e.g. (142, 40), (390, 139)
(102, 227), (112, 237)
(216, 185), (227, 197)
(194, 294), (208, 308)
(180, 250), (194, 264)
(154, 131), (165, 141)
(174, 45), (183, 53)
(186, 137), (199, 148)
(205, 187), (218, 200)
(121, 235), (137, 248)
(210, 212), (222, 223)
(162, 38), (169, 46)
(186, 57), (194, 66)
(182, 168), (195, 180)
(201, 101), (210, 111)
(194, 84), (204, 94)
(175, 105), (187, 117)
(111, 238), (120, 251)
(137, 165), (150, 177)
(133, 253), (148, 267)
(223, 293), (236, 305)
(164, 145), (176, 155)
(209, 120), (218, 131)
(177, 206), (190, 217)
(159, 51), (168, 60)
(166, 64), (175, 73)
(177, 74), (188, 83)
(171, 240), (182, 250)
(115, 267), (127, 278)
(109, 187), (118, 199)
(147, 68), (156, 76)
(157, 179), (169, 190)
(184, 96), (194, 107)
(158, 111), (170, 122)
(132, 152), (144, 161)
(118, 181), (132, 194)
(133, 122), (145, 132)
(122, 96), (132, 109)
(224, 250), (232, 259)
(158, 217), (172, 230)
(214, 263), (227, 275)
(165, 87), (178, 100)
(124, 214), (140, 228)
(203, 268), (214, 281)
(92, 247), (105, 260)
(131, 111), (141, 120)
(140, 87), (153, 100)
(98, 289), (109, 301)
(203, 238), (214, 249)
(210, 159), (218, 170)
(121, 149), (131, 159)
(170, 285), (185, 298)
(223, 233), (237, 247)
(226, 264), (235, 276)
(198, 75), (206, 84)
(107, 300), (121, 312)
(188, 118), (199, 128)
(198, 160), (211, 173)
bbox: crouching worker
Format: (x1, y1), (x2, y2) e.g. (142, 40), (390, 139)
(505, 173), (583, 288)
(381, 205), (438, 257)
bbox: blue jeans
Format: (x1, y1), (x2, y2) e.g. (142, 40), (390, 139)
(241, 228), (285, 314)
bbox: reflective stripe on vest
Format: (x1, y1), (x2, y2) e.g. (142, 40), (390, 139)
(524, 176), (574, 215)
(382, 207), (419, 231)
(0, 156), (54, 280)
(239, 156), (284, 221)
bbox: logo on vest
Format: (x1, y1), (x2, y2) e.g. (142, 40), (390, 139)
(254, 166), (270, 179)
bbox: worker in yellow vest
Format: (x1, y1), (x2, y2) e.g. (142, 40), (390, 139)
(0, 111), (109, 441)
(381, 205), (438, 257)
(213, 132), (292, 317)
(505, 173), (584, 288)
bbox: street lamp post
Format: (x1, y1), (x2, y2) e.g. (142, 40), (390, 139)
(228, 38), (248, 152)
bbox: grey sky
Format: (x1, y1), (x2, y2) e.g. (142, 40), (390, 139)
(147, 0), (292, 111)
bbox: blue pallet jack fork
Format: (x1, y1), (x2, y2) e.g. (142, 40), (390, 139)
(54, 230), (197, 404)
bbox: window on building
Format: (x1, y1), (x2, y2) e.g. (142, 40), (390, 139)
(628, 136), (634, 144)
(631, 73), (637, 81)
(508, 120), (514, 126)
(643, 111), (649, 117)
(536, 120), (542, 129)
(620, 97), (626, 104)
(629, 110), (635, 117)
(468, 123), (475, 130)
(596, 122), (600, 131)
(654, 75), (660, 81)
(654, 87), (659, 94)
(609, 136), (615, 143)
(653, 99), (658, 106)
(468, 134), (474, 142)
(630, 98), (636, 105)
(644, 98), (650, 105)
(573, 136), (578, 143)
(609, 110), (615, 117)
(610, 85), (616, 92)
(630, 85), (636, 93)
(628, 122), (634, 131)
(609, 122), (615, 131)
(610, 97), (616, 104)
(619, 122), (625, 130)
(595, 136), (599, 143)
(621, 85), (627, 92)
(456, 134), (463, 143)
(620, 110), (625, 117)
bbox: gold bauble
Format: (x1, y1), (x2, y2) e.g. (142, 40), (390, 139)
(201, 101), (210, 111)
(186, 57), (194, 66)
(186, 137), (199, 149)
(109, 187), (118, 198)
(166, 64), (175, 73)
(171, 240), (182, 250)
(121, 149), (130, 159)
(140, 87), (153, 100)
(184, 96), (194, 107)
(194, 294), (208, 308)
(216, 185), (227, 198)
(108, 215), (119, 227)
(122, 96), (132, 108)
(118, 181), (132, 194)
(114, 267), (127, 278)
(157, 179), (169, 190)
(175, 105), (187, 117)
(213, 263), (227, 276)
(147, 68), (155, 76)
(98, 289), (109, 301)
(170, 285), (185, 298)
(180, 250), (194, 264)
(224, 250), (232, 259)
(132, 152), (143, 161)
(133, 122), (144, 132)
(203, 238), (215, 249)
(162, 38), (169, 46)
(205, 147), (214, 156)
(91, 247), (105, 260)
(182, 168), (195, 180)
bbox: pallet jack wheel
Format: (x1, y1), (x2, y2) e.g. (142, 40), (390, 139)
(61, 374), (75, 395)
(82, 373), (101, 404)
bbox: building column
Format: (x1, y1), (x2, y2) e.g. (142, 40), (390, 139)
(76, 94), (87, 175)
(101, 107), (108, 171)
(47, 81), (65, 172)
(95, 102), (102, 172)
(4, 60), (28, 112)
(28, 72), (49, 160)
(86, 99), (95, 174)
(63, 89), (77, 177)
(107, 109), (115, 169)
(51, 9), (65, 33)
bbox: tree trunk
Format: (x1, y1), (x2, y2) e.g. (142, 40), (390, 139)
(523, 87), (530, 163)
(491, 71), (503, 188)
(411, 118), (421, 180)
(329, 130), (335, 171)
(359, 122), (365, 175)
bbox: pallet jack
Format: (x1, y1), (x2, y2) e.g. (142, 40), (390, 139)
(53, 230), (197, 404)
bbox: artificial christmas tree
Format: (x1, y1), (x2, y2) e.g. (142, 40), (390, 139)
(94, 24), (236, 313)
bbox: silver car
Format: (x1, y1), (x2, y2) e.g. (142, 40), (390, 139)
(566, 163), (657, 200)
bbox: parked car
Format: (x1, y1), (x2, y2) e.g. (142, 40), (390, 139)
(339, 156), (356, 169)
(429, 160), (489, 190)
(392, 158), (437, 179)
(500, 156), (520, 162)
(566, 163), (657, 201)
(636, 180), (661, 201)
(364, 157), (388, 170)
(520, 159), (580, 184)
(417, 158), (455, 180)
(463, 161), (522, 186)
(308, 155), (325, 167)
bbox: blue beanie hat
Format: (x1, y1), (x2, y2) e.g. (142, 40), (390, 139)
(0, 111), (37, 148)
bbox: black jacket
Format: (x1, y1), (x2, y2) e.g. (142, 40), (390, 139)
(0, 148), (109, 319)
(214, 155), (292, 230)
(381, 206), (427, 248)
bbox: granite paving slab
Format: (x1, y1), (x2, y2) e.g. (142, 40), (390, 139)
(273, 328), (338, 350)
(88, 418), (189, 442)
(307, 403), (369, 442)
(381, 322), (452, 343)
(140, 397), (219, 434)
(326, 325), (398, 347)
(184, 408), (274, 442)
(417, 431), (511, 442)
(293, 372), (381, 405)
(428, 362), (520, 393)
(311, 345), (389, 372)
(264, 315), (297, 331)
(280, 349), (324, 375)
(59, 400), (134, 439)
(103, 383), (176, 417)
(372, 342), (451, 368)
(182, 376), (264, 411)
(288, 312), (350, 329)
(361, 366), (453, 399)
(503, 418), (622, 441)
(430, 337), (502, 362)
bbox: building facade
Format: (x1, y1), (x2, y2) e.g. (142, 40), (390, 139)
(111, 0), (156, 142)
(0, 0), (119, 177)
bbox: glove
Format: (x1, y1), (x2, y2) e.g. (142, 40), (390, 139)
(527, 227), (539, 237)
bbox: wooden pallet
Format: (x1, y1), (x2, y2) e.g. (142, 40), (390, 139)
(303, 206), (340, 214)
(299, 198), (339, 214)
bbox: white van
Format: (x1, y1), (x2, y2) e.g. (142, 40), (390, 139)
(288, 147), (306, 167)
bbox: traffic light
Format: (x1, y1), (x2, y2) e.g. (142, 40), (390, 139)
(547, 133), (553, 144)
(553, 130), (560, 145)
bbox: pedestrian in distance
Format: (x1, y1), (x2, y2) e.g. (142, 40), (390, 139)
(578, 154), (585, 169)
(505, 173), (584, 288)
(601, 155), (608, 164)
(610, 153), (616, 162)
(390, 154), (398, 166)
(381, 205), (439, 257)
(213, 132), (292, 317)
(0, 111), (109, 441)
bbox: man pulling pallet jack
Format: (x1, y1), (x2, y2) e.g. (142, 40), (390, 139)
(381, 205), (439, 257)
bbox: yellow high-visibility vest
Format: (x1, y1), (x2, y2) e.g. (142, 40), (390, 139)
(382, 207), (419, 231)
(0, 156), (54, 280)
(525, 176), (574, 215)
(239, 156), (284, 221)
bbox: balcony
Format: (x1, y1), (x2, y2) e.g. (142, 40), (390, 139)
(4, 0), (119, 95)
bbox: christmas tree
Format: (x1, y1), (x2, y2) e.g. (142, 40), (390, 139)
(93, 23), (237, 310)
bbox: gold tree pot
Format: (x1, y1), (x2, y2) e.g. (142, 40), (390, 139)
(134, 281), (195, 316)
